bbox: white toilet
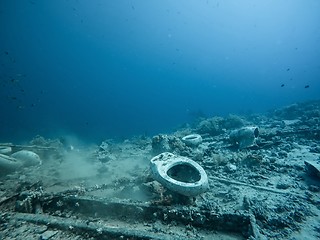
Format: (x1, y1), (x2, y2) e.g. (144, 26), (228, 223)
(150, 152), (209, 197)
(181, 134), (203, 147)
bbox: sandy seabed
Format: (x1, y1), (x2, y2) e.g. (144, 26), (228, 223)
(1, 100), (320, 240)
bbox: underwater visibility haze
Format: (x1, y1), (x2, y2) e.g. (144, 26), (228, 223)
(1, 0), (320, 142)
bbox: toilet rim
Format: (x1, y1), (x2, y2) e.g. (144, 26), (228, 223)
(151, 157), (207, 187)
(150, 152), (209, 196)
(181, 134), (202, 146)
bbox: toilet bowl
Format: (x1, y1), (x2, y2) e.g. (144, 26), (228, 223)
(150, 152), (209, 197)
(11, 150), (41, 167)
(229, 126), (259, 149)
(181, 134), (202, 147)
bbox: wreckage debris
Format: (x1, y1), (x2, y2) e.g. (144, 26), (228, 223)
(1, 100), (320, 239)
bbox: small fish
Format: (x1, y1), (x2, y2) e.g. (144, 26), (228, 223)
(305, 85), (310, 88)
(16, 73), (26, 77)
(281, 84), (285, 87)
(286, 68), (290, 71)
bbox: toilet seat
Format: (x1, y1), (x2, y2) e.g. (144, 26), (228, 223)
(150, 152), (209, 196)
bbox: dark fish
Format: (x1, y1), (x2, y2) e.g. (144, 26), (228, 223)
(16, 73), (26, 77)
(281, 84), (285, 87)
(305, 85), (310, 88)
(4, 51), (9, 55)
(286, 68), (290, 71)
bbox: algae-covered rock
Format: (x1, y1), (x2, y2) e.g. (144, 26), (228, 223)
(196, 117), (224, 135)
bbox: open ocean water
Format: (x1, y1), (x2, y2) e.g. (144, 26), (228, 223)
(1, 0), (320, 142)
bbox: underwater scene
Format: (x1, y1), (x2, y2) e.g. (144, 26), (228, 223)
(1, 1), (320, 239)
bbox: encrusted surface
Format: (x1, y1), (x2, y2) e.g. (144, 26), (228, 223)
(1, 100), (320, 239)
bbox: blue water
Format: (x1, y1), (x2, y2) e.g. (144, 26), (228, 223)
(1, 0), (320, 142)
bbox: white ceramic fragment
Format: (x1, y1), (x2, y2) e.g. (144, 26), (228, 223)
(182, 134), (203, 147)
(229, 126), (259, 149)
(0, 146), (12, 154)
(11, 150), (41, 167)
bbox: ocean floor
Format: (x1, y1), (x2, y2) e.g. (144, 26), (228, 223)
(1, 100), (320, 240)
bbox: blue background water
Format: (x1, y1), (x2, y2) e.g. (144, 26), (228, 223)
(1, 0), (320, 142)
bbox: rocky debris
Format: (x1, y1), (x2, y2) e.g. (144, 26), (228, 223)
(196, 115), (246, 136)
(39, 230), (58, 240)
(273, 101), (320, 120)
(152, 134), (172, 154)
(152, 134), (189, 155)
(0, 100), (320, 239)
(196, 116), (225, 136)
(96, 141), (116, 163)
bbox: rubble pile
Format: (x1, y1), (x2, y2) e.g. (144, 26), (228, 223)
(0, 100), (320, 239)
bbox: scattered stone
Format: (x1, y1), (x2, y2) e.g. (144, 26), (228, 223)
(225, 163), (237, 172)
(276, 179), (291, 190)
(151, 135), (171, 154)
(1, 100), (320, 239)
(39, 230), (58, 240)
